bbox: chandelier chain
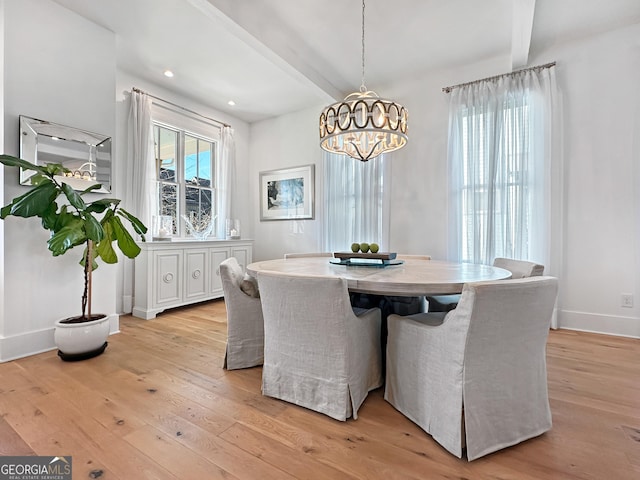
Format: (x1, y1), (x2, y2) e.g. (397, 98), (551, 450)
(360, 0), (366, 93)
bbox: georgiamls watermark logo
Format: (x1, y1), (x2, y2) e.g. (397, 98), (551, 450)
(0, 456), (72, 480)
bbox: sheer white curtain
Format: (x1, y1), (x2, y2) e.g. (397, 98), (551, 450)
(322, 152), (391, 252)
(446, 67), (563, 326)
(217, 126), (236, 239)
(447, 67), (562, 265)
(126, 90), (156, 232)
(122, 90), (156, 312)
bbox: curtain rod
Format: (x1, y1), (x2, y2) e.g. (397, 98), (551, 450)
(132, 87), (231, 128)
(442, 61), (556, 94)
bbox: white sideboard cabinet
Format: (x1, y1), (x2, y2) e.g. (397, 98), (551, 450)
(133, 239), (253, 319)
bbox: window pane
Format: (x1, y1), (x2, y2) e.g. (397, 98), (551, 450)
(159, 183), (178, 234)
(184, 135), (213, 187)
(185, 186), (214, 229)
(185, 135), (198, 185)
(156, 126), (177, 182)
(198, 141), (212, 185)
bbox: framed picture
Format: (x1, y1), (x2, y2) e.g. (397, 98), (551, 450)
(260, 164), (315, 221)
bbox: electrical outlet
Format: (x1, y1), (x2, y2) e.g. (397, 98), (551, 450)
(621, 294), (634, 308)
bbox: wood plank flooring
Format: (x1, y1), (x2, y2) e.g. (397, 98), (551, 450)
(1, 299), (638, 479)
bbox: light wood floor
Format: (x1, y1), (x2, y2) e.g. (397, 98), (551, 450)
(1, 299), (639, 479)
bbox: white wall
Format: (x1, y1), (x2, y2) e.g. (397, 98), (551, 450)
(534, 23), (640, 337)
(249, 106), (325, 261)
(248, 26), (640, 338)
(1, 0), (118, 361)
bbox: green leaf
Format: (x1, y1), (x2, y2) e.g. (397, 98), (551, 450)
(84, 215), (104, 242)
(0, 204), (12, 219)
(95, 219), (118, 264)
(79, 243), (99, 271)
(110, 215), (141, 258)
(98, 198), (120, 207)
(118, 208), (148, 238)
(85, 198), (118, 214)
(44, 163), (69, 177)
(49, 206), (78, 232)
(0, 155), (46, 173)
(80, 183), (104, 194)
(47, 224), (87, 256)
(61, 183), (86, 211)
(5, 181), (58, 218)
(40, 202), (60, 230)
(30, 173), (52, 186)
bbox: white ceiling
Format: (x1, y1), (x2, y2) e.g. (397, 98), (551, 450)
(52, 0), (640, 123)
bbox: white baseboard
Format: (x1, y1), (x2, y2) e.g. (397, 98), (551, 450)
(559, 309), (640, 339)
(109, 313), (120, 334)
(0, 313), (121, 363)
(0, 327), (57, 362)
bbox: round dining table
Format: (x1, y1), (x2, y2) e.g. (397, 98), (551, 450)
(246, 256), (512, 297)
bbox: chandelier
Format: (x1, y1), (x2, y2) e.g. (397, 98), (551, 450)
(319, 0), (408, 162)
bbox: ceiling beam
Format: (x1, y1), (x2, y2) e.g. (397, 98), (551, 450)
(188, 0), (345, 102)
(511, 0), (536, 70)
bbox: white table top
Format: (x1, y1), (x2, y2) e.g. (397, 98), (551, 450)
(246, 256), (512, 296)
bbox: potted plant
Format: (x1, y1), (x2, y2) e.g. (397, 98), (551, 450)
(0, 154), (147, 360)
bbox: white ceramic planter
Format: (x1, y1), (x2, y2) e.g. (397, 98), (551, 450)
(54, 314), (111, 357)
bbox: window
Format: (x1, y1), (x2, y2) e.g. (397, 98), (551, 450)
(322, 152), (390, 252)
(153, 123), (216, 237)
(459, 99), (532, 263)
(447, 75), (553, 267)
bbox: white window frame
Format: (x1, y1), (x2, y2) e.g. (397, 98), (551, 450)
(153, 120), (218, 238)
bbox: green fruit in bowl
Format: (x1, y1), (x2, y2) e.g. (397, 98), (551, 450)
(359, 242), (370, 253)
(369, 243), (379, 253)
(350, 242), (360, 253)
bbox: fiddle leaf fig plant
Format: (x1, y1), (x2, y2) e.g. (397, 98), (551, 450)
(0, 154), (147, 321)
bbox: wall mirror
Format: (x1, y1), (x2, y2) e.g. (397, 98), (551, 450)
(19, 115), (112, 193)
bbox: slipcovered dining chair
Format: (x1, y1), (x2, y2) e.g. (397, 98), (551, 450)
(493, 257), (545, 278)
(427, 257), (545, 312)
(219, 257), (264, 370)
(257, 270), (383, 421)
(385, 276), (558, 461)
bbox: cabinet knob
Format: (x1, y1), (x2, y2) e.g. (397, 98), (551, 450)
(192, 269), (201, 279)
(216, 268), (220, 276)
(163, 272), (174, 283)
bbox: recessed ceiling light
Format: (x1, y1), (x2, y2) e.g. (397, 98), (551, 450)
(163, 70), (174, 78)
(227, 100), (236, 106)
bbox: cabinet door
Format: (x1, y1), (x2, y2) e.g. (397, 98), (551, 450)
(184, 249), (208, 301)
(230, 247), (249, 271)
(154, 250), (183, 307)
(210, 248), (230, 296)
